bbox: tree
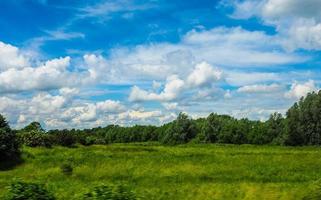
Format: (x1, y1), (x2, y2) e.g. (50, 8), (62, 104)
(18, 122), (52, 147)
(162, 113), (197, 145)
(0, 114), (20, 161)
(266, 113), (285, 144)
(284, 91), (321, 146)
(22, 122), (44, 132)
(200, 114), (233, 143)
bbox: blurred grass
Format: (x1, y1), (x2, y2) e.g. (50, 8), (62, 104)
(0, 143), (321, 199)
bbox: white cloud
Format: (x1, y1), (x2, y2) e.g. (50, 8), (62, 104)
(59, 87), (79, 97)
(285, 80), (318, 99)
(261, 0), (321, 20)
(186, 62), (222, 87)
(0, 56), (77, 93)
(237, 83), (282, 93)
(96, 100), (125, 113)
(282, 19), (321, 51)
(231, 0), (321, 50)
(129, 61), (224, 102)
(182, 27), (305, 66)
(0, 41), (30, 70)
(129, 75), (185, 102)
(119, 110), (162, 121)
(97, 26), (305, 85)
(30, 93), (66, 114)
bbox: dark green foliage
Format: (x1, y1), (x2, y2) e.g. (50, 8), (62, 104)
(8, 181), (55, 200)
(285, 91), (321, 146)
(60, 163), (73, 176)
(218, 118), (249, 144)
(49, 129), (76, 147)
(162, 113), (197, 145)
(266, 113), (285, 144)
(201, 113), (225, 143)
(84, 184), (136, 200)
(0, 115), (20, 161)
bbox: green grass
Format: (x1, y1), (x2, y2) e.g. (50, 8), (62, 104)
(1, 143), (321, 199)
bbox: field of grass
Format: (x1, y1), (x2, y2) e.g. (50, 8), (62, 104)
(1, 143), (321, 199)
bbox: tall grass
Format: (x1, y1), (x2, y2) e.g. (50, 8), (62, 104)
(1, 143), (321, 199)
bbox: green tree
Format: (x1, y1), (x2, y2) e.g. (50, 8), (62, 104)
(284, 91), (321, 146)
(0, 114), (20, 161)
(18, 122), (52, 147)
(266, 113), (285, 144)
(22, 122), (44, 132)
(162, 113), (197, 145)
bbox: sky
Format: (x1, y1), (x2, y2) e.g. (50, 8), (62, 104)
(0, 0), (321, 129)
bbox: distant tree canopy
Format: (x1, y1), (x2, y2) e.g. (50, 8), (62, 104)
(7, 90), (321, 147)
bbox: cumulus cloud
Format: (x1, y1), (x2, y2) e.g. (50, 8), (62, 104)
(285, 80), (318, 99)
(186, 62), (222, 87)
(0, 57), (77, 93)
(129, 61), (224, 102)
(129, 75), (185, 102)
(0, 41), (113, 94)
(96, 100), (126, 113)
(0, 41), (30, 70)
(0, 91), (128, 129)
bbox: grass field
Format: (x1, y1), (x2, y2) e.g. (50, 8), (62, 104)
(1, 143), (321, 199)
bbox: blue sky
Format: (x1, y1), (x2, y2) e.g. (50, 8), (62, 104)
(0, 0), (320, 129)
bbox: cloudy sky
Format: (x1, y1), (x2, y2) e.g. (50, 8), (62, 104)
(0, 0), (320, 129)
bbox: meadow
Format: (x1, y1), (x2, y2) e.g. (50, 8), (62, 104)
(1, 143), (321, 199)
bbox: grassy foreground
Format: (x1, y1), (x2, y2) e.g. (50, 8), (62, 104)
(0, 143), (321, 199)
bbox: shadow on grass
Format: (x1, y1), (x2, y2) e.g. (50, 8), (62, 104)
(0, 155), (24, 171)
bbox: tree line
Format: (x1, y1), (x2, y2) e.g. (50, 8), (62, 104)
(2, 91), (321, 161)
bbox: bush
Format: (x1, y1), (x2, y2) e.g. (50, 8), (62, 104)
(81, 136), (96, 146)
(18, 131), (52, 148)
(52, 130), (76, 147)
(60, 163), (73, 176)
(0, 115), (20, 161)
(8, 181), (55, 200)
(84, 184), (136, 200)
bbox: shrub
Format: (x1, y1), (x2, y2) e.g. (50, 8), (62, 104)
(60, 163), (73, 176)
(52, 130), (76, 147)
(8, 181), (55, 200)
(81, 136), (96, 146)
(0, 115), (20, 161)
(18, 131), (52, 148)
(84, 184), (136, 200)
